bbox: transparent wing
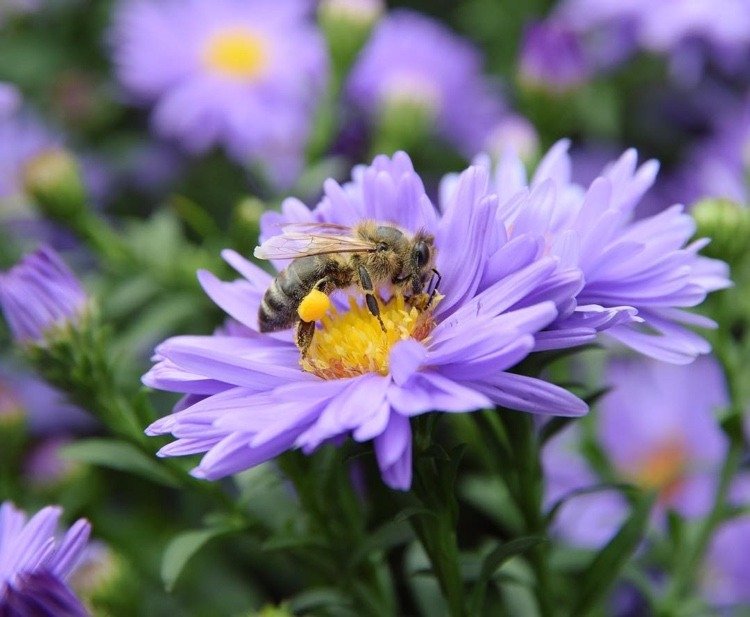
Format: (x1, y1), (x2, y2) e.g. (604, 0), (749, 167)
(254, 232), (377, 260)
(279, 222), (354, 235)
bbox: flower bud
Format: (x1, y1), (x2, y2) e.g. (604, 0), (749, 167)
(23, 148), (87, 222)
(69, 543), (133, 615)
(319, 0), (383, 79)
(0, 245), (90, 346)
(23, 437), (82, 490)
(231, 197), (267, 250)
(518, 20), (590, 95)
(372, 87), (437, 155)
(692, 198), (750, 263)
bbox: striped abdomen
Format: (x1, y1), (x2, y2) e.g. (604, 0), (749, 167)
(258, 256), (325, 332)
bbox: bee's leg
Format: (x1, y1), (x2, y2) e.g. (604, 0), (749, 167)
(358, 265), (386, 332)
(428, 268), (442, 306)
(296, 320), (316, 356)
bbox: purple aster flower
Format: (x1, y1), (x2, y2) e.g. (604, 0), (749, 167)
(0, 84), (61, 214)
(0, 366), (94, 435)
(518, 20), (592, 93)
(484, 140), (731, 363)
(144, 152), (587, 490)
(111, 0), (328, 188)
(673, 96), (750, 207)
(346, 10), (505, 157)
(0, 246), (88, 345)
(544, 354), (730, 547)
(0, 501), (90, 617)
(701, 515), (750, 607)
(555, 0), (750, 77)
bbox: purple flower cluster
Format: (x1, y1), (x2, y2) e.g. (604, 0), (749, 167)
(0, 246), (88, 345)
(482, 141), (731, 363)
(0, 83), (60, 213)
(544, 355), (750, 607)
(111, 0), (328, 188)
(554, 0), (750, 77)
(0, 501), (91, 617)
(143, 146), (725, 490)
(347, 10), (506, 157)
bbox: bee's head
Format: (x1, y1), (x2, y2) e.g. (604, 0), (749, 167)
(411, 232), (436, 293)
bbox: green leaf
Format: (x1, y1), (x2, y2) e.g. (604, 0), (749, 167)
(288, 587), (350, 613)
(61, 439), (180, 488)
(161, 527), (232, 592)
(468, 536), (546, 615)
(569, 492), (655, 616)
(348, 519), (413, 568)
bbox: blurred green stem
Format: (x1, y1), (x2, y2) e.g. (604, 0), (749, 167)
(278, 451), (396, 617)
(409, 416), (467, 617)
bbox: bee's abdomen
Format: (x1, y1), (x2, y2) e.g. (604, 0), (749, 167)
(258, 258), (320, 332)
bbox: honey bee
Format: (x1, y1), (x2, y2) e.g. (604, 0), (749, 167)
(254, 221), (440, 354)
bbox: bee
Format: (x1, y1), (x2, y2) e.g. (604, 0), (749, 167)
(254, 221), (440, 354)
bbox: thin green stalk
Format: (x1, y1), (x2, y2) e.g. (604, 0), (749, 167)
(409, 416), (467, 617)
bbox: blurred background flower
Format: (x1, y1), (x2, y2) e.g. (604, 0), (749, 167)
(110, 0), (329, 189)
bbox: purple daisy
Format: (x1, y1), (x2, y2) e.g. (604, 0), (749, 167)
(544, 354), (730, 547)
(0, 83), (61, 214)
(555, 0), (750, 77)
(110, 0), (328, 188)
(0, 501), (91, 617)
(484, 140), (731, 363)
(144, 152), (588, 490)
(0, 246), (88, 345)
(701, 515), (750, 607)
(346, 10), (505, 157)
(518, 20), (592, 93)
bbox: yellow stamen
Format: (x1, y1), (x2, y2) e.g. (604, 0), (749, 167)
(630, 441), (686, 498)
(298, 289), (332, 323)
(301, 293), (439, 380)
(203, 28), (267, 80)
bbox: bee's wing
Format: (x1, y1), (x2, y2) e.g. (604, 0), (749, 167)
(254, 232), (377, 260)
(279, 222), (353, 235)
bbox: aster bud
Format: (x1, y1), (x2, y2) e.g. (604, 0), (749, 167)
(0, 245), (90, 347)
(230, 197), (266, 250)
(483, 115), (540, 165)
(692, 198), (750, 263)
(23, 437), (83, 491)
(0, 384), (27, 472)
(518, 20), (590, 95)
(23, 148), (88, 222)
(372, 91), (436, 155)
(319, 0), (383, 79)
(69, 543), (133, 616)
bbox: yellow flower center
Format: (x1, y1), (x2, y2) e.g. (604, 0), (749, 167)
(301, 293), (438, 380)
(630, 441), (686, 498)
(203, 28), (267, 80)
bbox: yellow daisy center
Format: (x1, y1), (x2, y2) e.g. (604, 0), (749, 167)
(301, 293), (438, 380)
(630, 441), (686, 497)
(203, 28), (267, 80)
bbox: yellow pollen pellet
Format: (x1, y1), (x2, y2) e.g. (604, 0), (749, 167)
(297, 289), (331, 323)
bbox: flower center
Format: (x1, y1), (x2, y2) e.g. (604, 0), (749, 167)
(300, 294), (437, 380)
(203, 28), (267, 80)
(630, 441), (686, 498)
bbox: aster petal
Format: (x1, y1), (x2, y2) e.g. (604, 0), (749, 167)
(473, 373), (588, 416)
(374, 412), (412, 491)
(49, 519), (91, 579)
(387, 373), (492, 416)
(389, 339), (427, 387)
(192, 430), (300, 480)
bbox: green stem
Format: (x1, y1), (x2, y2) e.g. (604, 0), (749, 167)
(278, 452), (395, 617)
(496, 412), (556, 617)
(409, 416), (467, 617)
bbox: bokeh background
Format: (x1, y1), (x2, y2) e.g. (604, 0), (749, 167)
(2, 0), (750, 615)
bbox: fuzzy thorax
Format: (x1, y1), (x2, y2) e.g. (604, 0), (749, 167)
(300, 294), (437, 380)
